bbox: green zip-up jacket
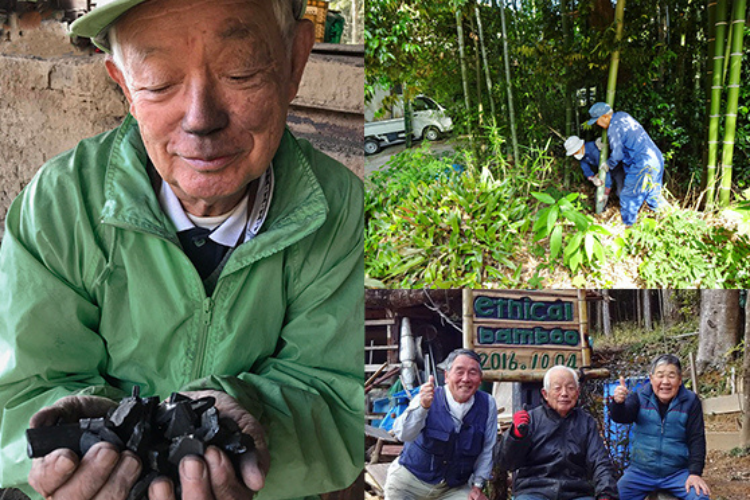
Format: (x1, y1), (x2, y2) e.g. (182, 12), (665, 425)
(0, 114), (364, 499)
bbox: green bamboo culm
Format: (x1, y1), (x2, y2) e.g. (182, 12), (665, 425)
(475, 4), (496, 119)
(718, 0), (747, 207)
(596, 0), (627, 214)
(499, 0), (519, 163)
(454, 5), (474, 141)
(705, 0), (729, 209)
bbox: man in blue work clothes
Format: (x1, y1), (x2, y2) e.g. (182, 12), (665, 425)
(384, 349), (497, 500)
(564, 135), (625, 200)
(587, 102), (667, 226)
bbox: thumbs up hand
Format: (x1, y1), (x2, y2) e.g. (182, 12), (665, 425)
(613, 376), (629, 404)
(420, 375), (435, 409)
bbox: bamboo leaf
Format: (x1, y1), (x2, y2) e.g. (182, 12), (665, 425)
(546, 205), (560, 237)
(563, 210), (590, 231)
(550, 225), (563, 260)
(531, 192), (556, 205)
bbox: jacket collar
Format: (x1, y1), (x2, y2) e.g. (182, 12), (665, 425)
(100, 114), (329, 269)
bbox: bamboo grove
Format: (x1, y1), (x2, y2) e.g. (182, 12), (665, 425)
(366, 0), (749, 207)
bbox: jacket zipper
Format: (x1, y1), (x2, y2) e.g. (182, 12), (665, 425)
(192, 297), (214, 380)
(102, 222), (218, 379)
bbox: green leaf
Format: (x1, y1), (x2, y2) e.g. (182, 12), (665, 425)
(563, 210), (590, 231)
(387, 255), (425, 277)
(531, 192), (556, 205)
(584, 233), (595, 261)
(594, 238), (606, 263)
(550, 225), (563, 260)
(569, 250), (583, 273)
(533, 207), (551, 233)
(546, 205), (560, 237)
(565, 233), (584, 257)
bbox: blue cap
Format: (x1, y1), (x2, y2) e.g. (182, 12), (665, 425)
(587, 102), (612, 126)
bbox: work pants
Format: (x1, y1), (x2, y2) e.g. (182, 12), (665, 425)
(384, 461), (472, 500)
(618, 467), (710, 500)
(620, 150), (665, 226)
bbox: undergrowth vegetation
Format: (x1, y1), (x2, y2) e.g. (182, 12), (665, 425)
(365, 138), (750, 288)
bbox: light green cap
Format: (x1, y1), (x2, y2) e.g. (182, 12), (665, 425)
(70, 0), (307, 52)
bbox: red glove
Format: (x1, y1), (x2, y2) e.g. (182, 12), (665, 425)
(512, 410), (530, 438)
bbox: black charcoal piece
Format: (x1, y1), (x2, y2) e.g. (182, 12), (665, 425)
(79, 430), (103, 456)
(195, 407), (220, 442)
(79, 418), (106, 432)
(99, 427), (125, 449)
(126, 420), (150, 457)
(26, 424), (83, 458)
(164, 402), (197, 440)
(148, 444), (172, 474)
(26, 388), (256, 498)
(168, 436), (205, 466)
(188, 396), (216, 417)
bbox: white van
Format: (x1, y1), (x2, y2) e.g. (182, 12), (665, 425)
(364, 95), (453, 155)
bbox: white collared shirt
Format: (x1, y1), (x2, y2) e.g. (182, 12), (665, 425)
(158, 166), (274, 247)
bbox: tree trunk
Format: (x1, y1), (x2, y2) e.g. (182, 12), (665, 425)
(636, 289), (642, 327)
(643, 290), (652, 332)
(602, 289), (612, 338)
(705, 0), (729, 209)
(661, 289), (677, 328)
(404, 93), (414, 149)
(742, 293), (750, 447)
(718, 0), (746, 207)
(697, 290), (741, 372)
(455, 8), (474, 139)
(499, 1), (519, 163)
(475, 4), (497, 120)
(596, 0), (626, 214)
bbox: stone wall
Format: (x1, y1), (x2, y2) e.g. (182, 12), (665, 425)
(0, 19), (364, 238)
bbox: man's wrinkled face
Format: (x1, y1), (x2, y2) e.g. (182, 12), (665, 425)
(649, 363), (681, 404)
(445, 355), (482, 404)
(542, 369), (579, 417)
(105, 0), (313, 216)
(596, 112), (612, 129)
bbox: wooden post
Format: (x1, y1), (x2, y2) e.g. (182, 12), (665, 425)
(463, 289), (474, 349)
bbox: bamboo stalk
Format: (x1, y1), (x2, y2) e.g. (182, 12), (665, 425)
(499, 0), (519, 162)
(718, 0), (746, 206)
(705, 0), (729, 208)
(455, 7), (474, 139)
(596, 0), (627, 214)
(475, 3), (497, 119)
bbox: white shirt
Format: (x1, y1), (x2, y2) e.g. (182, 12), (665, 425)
(391, 386), (498, 487)
(158, 166), (275, 247)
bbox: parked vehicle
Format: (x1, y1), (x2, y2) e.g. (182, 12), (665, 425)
(364, 95), (453, 155)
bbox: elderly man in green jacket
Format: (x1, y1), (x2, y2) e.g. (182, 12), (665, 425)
(0, 0), (364, 499)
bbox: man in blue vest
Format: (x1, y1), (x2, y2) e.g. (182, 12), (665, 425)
(588, 102), (667, 226)
(609, 354), (711, 500)
(384, 349), (497, 500)
(497, 365), (618, 500)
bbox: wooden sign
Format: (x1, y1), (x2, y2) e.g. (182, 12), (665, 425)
(462, 290), (591, 382)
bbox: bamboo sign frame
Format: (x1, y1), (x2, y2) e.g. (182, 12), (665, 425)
(462, 289), (592, 382)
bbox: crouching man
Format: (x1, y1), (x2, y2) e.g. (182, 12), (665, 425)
(496, 366), (618, 500)
(384, 349), (498, 500)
